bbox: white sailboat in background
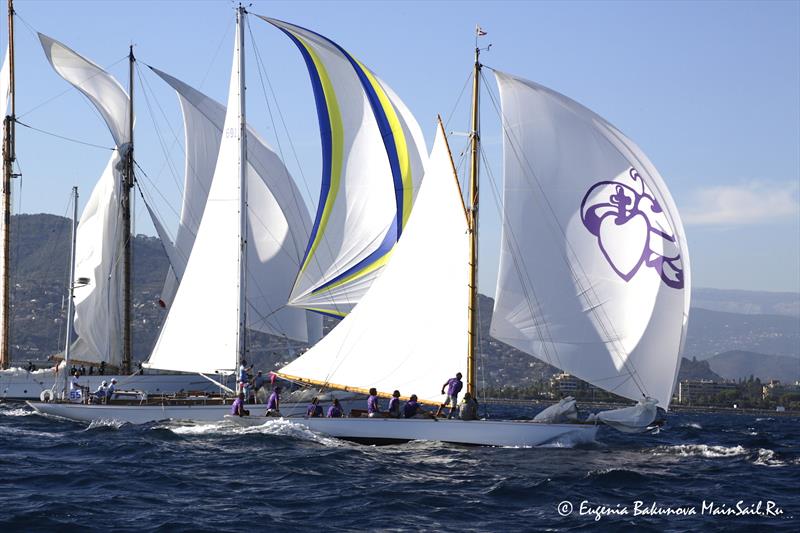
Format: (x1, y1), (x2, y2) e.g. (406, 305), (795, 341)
(28, 6), (427, 422)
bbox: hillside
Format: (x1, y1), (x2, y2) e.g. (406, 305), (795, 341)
(7, 213), (799, 389)
(693, 287), (799, 318)
(707, 351), (800, 383)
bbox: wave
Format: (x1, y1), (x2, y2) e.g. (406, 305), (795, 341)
(679, 422), (702, 429)
(0, 406), (35, 417)
(84, 419), (128, 431)
(654, 444), (747, 458)
(752, 448), (800, 468)
(160, 418), (345, 447)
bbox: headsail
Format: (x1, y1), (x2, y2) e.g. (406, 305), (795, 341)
(38, 34), (131, 367)
(490, 71), (690, 409)
(0, 48), (11, 365)
(148, 68), (320, 343)
(145, 31), (245, 374)
(276, 123), (468, 405)
(258, 17), (427, 317)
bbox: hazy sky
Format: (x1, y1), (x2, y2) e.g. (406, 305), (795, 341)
(4, 0), (799, 294)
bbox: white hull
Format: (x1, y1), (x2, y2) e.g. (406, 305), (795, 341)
(2, 367), (226, 400)
(225, 415), (599, 447)
(25, 399), (361, 425)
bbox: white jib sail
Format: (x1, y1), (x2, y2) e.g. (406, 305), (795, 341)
(262, 17), (427, 317)
(149, 67), (320, 343)
(145, 35), (245, 374)
(490, 71), (690, 409)
(38, 33), (131, 367)
(277, 123), (468, 405)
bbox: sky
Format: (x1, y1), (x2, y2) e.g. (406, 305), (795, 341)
(3, 0), (799, 294)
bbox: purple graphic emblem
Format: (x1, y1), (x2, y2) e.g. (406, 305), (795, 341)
(580, 168), (684, 289)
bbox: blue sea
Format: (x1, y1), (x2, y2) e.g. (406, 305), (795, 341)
(0, 402), (797, 532)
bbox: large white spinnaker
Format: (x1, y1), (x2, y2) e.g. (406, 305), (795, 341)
(277, 123), (468, 405)
(148, 68), (320, 343)
(38, 34), (132, 367)
(259, 17), (427, 318)
(490, 71), (690, 409)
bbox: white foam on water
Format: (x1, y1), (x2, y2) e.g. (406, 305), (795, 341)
(752, 448), (800, 467)
(0, 406), (35, 417)
(755, 418), (774, 422)
(655, 444), (748, 459)
(680, 422), (702, 429)
(162, 418), (345, 447)
(84, 419), (126, 431)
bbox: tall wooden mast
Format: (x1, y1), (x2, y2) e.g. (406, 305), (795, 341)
(120, 45), (134, 374)
(236, 4), (248, 369)
(1, 0), (16, 369)
(466, 41), (481, 395)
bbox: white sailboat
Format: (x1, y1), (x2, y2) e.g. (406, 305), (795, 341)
(28, 6), (427, 422)
(229, 26), (690, 446)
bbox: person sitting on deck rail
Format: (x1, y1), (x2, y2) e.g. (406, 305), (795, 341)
(265, 386), (282, 417)
(327, 398), (343, 418)
(307, 397), (323, 418)
(458, 392), (479, 421)
(105, 379), (117, 403)
(387, 390), (402, 418)
(231, 392), (250, 417)
(90, 381), (108, 403)
(367, 388), (386, 418)
(435, 372), (463, 419)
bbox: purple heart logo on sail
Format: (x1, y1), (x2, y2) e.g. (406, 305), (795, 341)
(581, 168), (684, 289)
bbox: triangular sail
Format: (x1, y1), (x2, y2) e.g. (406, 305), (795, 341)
(145, 33), (244, 374)
(148, 68), (320, 343)
(38, 34), (131, 367)
(490, 71), (690, 408)
(259, 17), (427, 317)
(276, 124), (468, 405)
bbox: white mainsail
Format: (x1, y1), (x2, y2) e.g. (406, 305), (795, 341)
(277, 124), (468, 405)
(38, 34), (131, 367)
(490, 71), (690, 408)
(259, 17), (427, 317)
(148, 68), (320, 343)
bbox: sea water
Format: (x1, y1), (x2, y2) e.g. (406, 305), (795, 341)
(0, 402), (797, 531)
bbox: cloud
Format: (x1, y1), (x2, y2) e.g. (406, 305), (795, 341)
(682, 181), (799, 226)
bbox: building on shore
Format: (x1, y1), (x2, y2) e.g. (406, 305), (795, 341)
(678, 379), (737, 404)
(762, 380), (800, 400)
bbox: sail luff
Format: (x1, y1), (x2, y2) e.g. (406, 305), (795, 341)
(236, 4), (247, 368)
(0, 0), (14, 369)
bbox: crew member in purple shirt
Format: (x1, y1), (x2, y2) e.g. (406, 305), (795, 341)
(403, 394), (431, 418)
(367, 387), (384, 418)
(387, 390), (402, 418)
(265, 386), (281, 417)
(435, 372), (463, 419)
(231, 392), (250, 417)
(307, 397), (323, 418)
(327, 398), (343, 418)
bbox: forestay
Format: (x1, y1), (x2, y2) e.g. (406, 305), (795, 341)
(490, 71), (690, 409)
(38, 34), (131, 367)
(148, 68), (320, 343)
(259, 17), (427, 317)
(277, 124), (468, 405)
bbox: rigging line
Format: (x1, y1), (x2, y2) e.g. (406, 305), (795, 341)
(198, 17), (236, 89)
(247, 21), (313, 262)
(135, 62), (220, 249)
(14, 120), (114, 151)
(247, 21), (352, 320)
(479, 145), (564, 372)
(443, 68), (474, 132)
(481, 71), (649, 398)
(135, 65), (186, 203)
